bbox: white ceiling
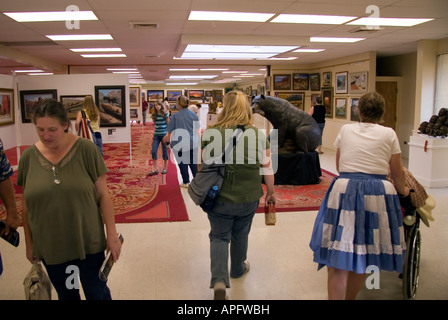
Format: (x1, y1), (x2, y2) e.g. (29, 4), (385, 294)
(0, 0), (447, 85)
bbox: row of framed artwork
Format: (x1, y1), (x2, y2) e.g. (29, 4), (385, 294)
(18, 86), (127, 127)
(130, 88), (225, 107)
(272, 71), (368, 94)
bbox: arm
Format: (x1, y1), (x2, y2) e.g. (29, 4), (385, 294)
(0, 177), (20, 232)
(308, 106), (314, 116)
(75, 110), (82, 133)
(261, 148), (276, 205)
(95, 174), (122, 262)
(335, 148), (340, 173)
(21, 199), (35, 263)
(389, 153), (410, 196)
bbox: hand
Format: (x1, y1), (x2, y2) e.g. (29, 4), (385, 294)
(26, 245), (36, 264)
(265, 193), (276, 206)
(107, 233), (122, 263)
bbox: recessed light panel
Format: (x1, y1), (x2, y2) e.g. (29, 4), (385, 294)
(46, 34), (113, 41)
(271, 14), (356, 24)
(348, 17), (433, 27)
(4, 11), (98, 22)
(188, 11), (274, 22)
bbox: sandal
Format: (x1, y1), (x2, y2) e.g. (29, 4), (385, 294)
(161, 169), (167, 174)
(148, 170), (159, 176)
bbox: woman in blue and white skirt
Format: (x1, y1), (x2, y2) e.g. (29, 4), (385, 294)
(310, 92), (410, 300)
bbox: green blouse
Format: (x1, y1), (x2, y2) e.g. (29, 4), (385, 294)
(201, 125), (270, 203)
(17, 138), (107, 265)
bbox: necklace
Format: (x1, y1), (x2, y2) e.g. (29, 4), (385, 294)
(52, 166), (61, 185)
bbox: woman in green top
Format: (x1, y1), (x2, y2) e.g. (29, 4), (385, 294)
(201, 91), (276, 299)
(17, 99), (121, 300)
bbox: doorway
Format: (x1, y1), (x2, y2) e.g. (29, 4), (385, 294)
(376, 81), (398, 130)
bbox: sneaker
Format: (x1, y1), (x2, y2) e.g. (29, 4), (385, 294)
(231, 261), (250, 278)
(180, 183), (189, 188)
(148, 170), (159, 176)
(161, 169), (167, 174)
(213, 282), (227, 300)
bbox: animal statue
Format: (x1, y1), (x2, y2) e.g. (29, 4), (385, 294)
(251, 95), (321, 153)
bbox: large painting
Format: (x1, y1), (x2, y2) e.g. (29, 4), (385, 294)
(0, 88), (14, 126)
(293, 73), (309, 90)
(20, 89), (57, 123)
(147, 90), (164, 101)
(276, 92), (305, 110)
(273, 74), (291, 90)
(95, 86), (126, 127)
(60, 95), (87, 120)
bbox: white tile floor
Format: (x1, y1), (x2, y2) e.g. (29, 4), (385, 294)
(1, 149), (447, 300)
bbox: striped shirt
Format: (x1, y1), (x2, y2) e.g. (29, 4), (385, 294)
(154, 112), (168, 136)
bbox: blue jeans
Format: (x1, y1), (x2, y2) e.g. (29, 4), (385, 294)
(151, 135), (169, 160)
(94, 132), (103, 157)
(43, 252), (111, 300)
(173, 148), (198, 184)
(207, 200), (259, 288)
(317, 123), (325, 145)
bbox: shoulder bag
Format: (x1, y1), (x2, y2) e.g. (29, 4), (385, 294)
(78, 110), (96, 144)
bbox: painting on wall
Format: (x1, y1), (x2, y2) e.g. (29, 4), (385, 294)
(20, 89), (57, 123)
(335, 98), (347, 119)
(60, 95), (88, 120)
(276, 92), (305, 110)
(0, 88), (14, 126)
(335, 71), (348, 94)
(309, 73), (321, 91)
(349, 71), (368, 93)
(350, 98), (360, 121)
(188, 90), (204, 101)
(167, 90), (182, 102)
(129, 86), (141, 106)
(293, 73), (309, 90)
(95, 85), (126, 127)
(322, 87), (333, 118)
(322, 72), (332, 86)
(147, 90), (164, 101)
(273, 74), (291, 90)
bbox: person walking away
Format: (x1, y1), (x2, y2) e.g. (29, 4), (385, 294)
(309, 96), (326, 154)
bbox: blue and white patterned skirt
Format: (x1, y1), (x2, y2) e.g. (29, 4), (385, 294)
(309, 172), (406, 274)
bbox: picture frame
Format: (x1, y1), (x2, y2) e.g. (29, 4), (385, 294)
(276, 92), (305, 110)
(147, 90), (164, 101)
(0, 88), (14, 126)
(167, 90), (182, 102)
(322, 71), (332, 86)
(20, 89), (57, 123)
(350, 98), (360, 122)
(322, 87), (334, 118)
(273, 74), (291, 90)
(309, 73), (321, 91)
(213, 89), (223, 102)
(335, 98), (347, 119)
(348, 71), (368, 93)
(60, 95), (88, 120)
(188, 90), (204, 101)
(293, 73), (309, 90)
(95, 85), (126, 127)
(129, 86), (141, 107)
(335, 72), (348, 94)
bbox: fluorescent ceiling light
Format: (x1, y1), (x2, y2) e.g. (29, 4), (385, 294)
(188, 11), (274, 22)
(81, 53), (126, 58)
(181, 52), (274, 59)
(200, 68), (229, 71)
(112, 71), (139, 74)
(223, 71), (248, 74)
(169, 75), (217, 79)
(260, 57), (298, 60)
(4, 11), (97, 22)
(107, 68), (137, 71)
(294, 48), (325, 53)
(184, 44), (298, 54)
(28, 73), (54, 76)
(271, 14), (356, 24)
(71, 48), (122, 52)
(46, 34), (113, 41)
(169, 68), (199, 71)
(14, 69), (43, 73)
(348, 17), (433, 27)
(166, 82), (198, 86)
(310, 37), (365, 43)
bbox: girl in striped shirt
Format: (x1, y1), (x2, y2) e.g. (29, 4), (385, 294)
(149, 100), (170, 176)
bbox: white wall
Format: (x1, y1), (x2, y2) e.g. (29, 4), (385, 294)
(17, 73), (131, 146)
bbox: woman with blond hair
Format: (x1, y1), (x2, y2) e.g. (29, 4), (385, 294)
(201, 90), (276, 299)
(75, 95), (103, 156)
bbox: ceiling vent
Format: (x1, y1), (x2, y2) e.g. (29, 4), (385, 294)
(130, 22), (159, 29)
(349, 27), (383, 34)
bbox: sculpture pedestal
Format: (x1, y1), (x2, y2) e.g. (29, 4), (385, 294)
(273, 151), (322, 185)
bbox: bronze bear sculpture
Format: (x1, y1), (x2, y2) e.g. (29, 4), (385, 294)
(251, 95), (321, 153)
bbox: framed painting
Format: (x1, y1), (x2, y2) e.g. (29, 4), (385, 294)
(60, 95), (88, 120)
(147, 90), (164, 101)
(322, 87), (334, 118)
(0, 88), (14, 126)
(167, 90), (182, 102)
(273, 74), (291, 90)
(322, 71), (332, 86)
(349, 71), (368, 93)
(350, 98), (360, 122)
(335, 98), (347, 119)
(276, 92), (305, 110)
(129, 86), (141, 106)
(20, 89), (57, 123)
(293, 73), (309, 90)
(213, 89), (223, 102)
(335, 71), (348, 94)
(309, 73), (321, 91)
(188, 90), (204, 101)
(95, 85), (126, 127)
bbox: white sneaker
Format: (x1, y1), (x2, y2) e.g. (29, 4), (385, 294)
(180, 183), (189, 188)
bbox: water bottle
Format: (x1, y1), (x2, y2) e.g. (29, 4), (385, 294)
(201, 185), (219, 212)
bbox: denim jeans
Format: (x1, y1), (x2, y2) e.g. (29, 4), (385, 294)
(94, 131), (103, 157)
(207, 200), (259, 288)
(43, 252), (111, 300)
(173, 148), (198, 184)
(151, 135), (169, 160)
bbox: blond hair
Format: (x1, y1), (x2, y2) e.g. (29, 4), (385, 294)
(83, 95), (99, 122)
(211, 90), (254, 129)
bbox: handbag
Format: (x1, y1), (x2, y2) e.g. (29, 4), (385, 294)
(23, 261), (52, 300)
(188, 125), (245, 211)
(78, 110), (96, 144)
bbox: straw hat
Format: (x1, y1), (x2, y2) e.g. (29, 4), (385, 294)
(417, 195), (436, 227)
